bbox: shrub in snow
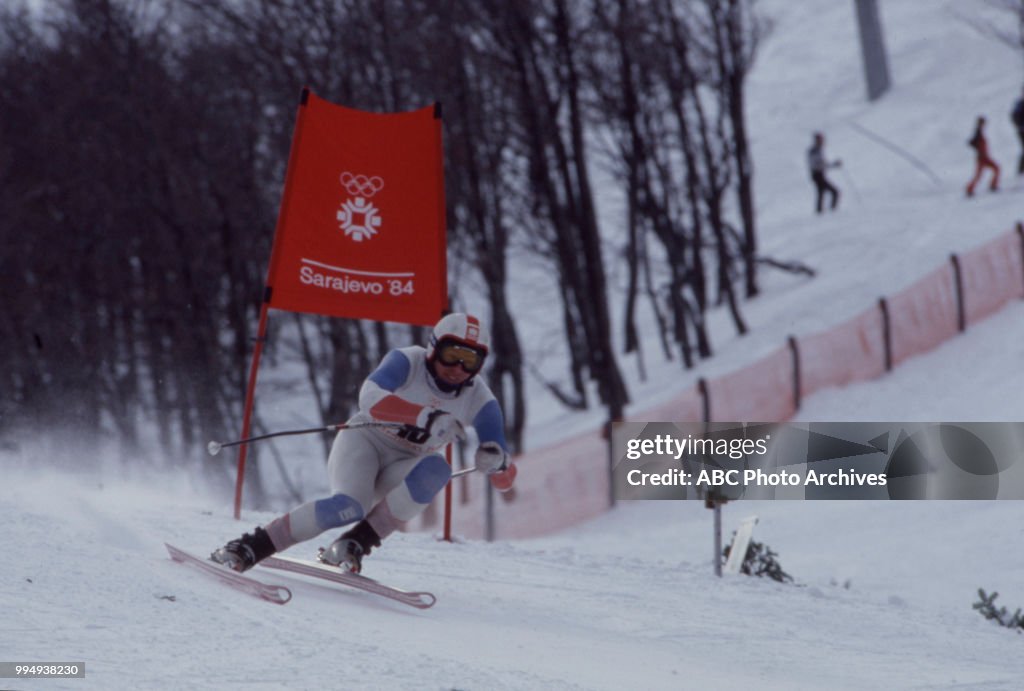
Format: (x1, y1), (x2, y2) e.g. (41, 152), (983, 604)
(723, 538), (793, 584)
(973, 589), (1024, 633)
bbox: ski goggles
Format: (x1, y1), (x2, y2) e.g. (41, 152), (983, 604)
(435, 340), (486, 373)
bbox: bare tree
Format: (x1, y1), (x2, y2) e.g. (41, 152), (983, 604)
(2, 0), (785, 471)
(467, 0), (629, 421)
(703, 0), (769, 298)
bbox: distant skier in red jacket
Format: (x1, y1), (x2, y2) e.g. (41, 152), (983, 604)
(966, 116), (999, 197)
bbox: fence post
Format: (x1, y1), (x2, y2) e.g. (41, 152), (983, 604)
(713, 498), (723, 577)
(698, 378), (711, 423)
(787, 335), (801, 412)
(950, 253), (966, 332)
(606, 418), (616, 509)
(878, 297), (892, 371)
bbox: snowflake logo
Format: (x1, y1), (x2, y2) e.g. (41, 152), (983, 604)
(337, 197), (382, 242)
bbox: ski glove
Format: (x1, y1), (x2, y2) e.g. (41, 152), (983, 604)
(416, 407), (465, 447)
(474, 441), (509, 475)
(489, 463), (517, 493)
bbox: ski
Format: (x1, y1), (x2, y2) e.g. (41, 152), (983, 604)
(165, 543), (292, 606)
(259, 554), (436, 609)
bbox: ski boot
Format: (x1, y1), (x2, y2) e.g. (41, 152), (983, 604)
(319, 520), (381, 574)
(211, 526), (276, 573)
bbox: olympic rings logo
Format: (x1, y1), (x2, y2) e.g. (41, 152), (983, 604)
(340, 172), (384, 198)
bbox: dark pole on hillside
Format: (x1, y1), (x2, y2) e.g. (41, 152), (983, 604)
(714, 499), (723, 577)
(854, 0), (891, 101)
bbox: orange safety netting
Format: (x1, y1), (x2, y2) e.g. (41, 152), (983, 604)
(417, 224), (1023, 537)
(798, 305), (886, 397)
(628, 385), (705, 423)
(959, 230), (1024, 326)
(439, 431), (611, 540)
(887, 263), (959, 366)
(705, 346), (796, 422)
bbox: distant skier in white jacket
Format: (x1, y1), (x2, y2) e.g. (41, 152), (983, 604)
(808, 131), (841, 214)
(212, 313), (516, 574)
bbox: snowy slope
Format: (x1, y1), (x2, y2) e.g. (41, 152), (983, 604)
(482, 0), (1024, 451)
(5, 1), (1024, 689)
(803, 301), (1024, 422)
(247, 0), (1024, 496)
(4, 469), (1024, 691)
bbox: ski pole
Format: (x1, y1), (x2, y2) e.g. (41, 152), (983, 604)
(839, 164), (863, 204)
(207, 421), (405, 456)
(451, 466), (477, 479)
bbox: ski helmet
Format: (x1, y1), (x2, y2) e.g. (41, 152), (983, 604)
(427, 313), (490, 374)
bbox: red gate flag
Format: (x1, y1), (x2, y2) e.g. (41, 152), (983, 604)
(264, 88), (447, 325)
(232, 89), (447, 518)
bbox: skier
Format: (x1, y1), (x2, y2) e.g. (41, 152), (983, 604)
(1012, 88), (1024, 175)
(212, 312), (516, 574)
(807, 132), (841, 214)
(966, 116), (1000, 197)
